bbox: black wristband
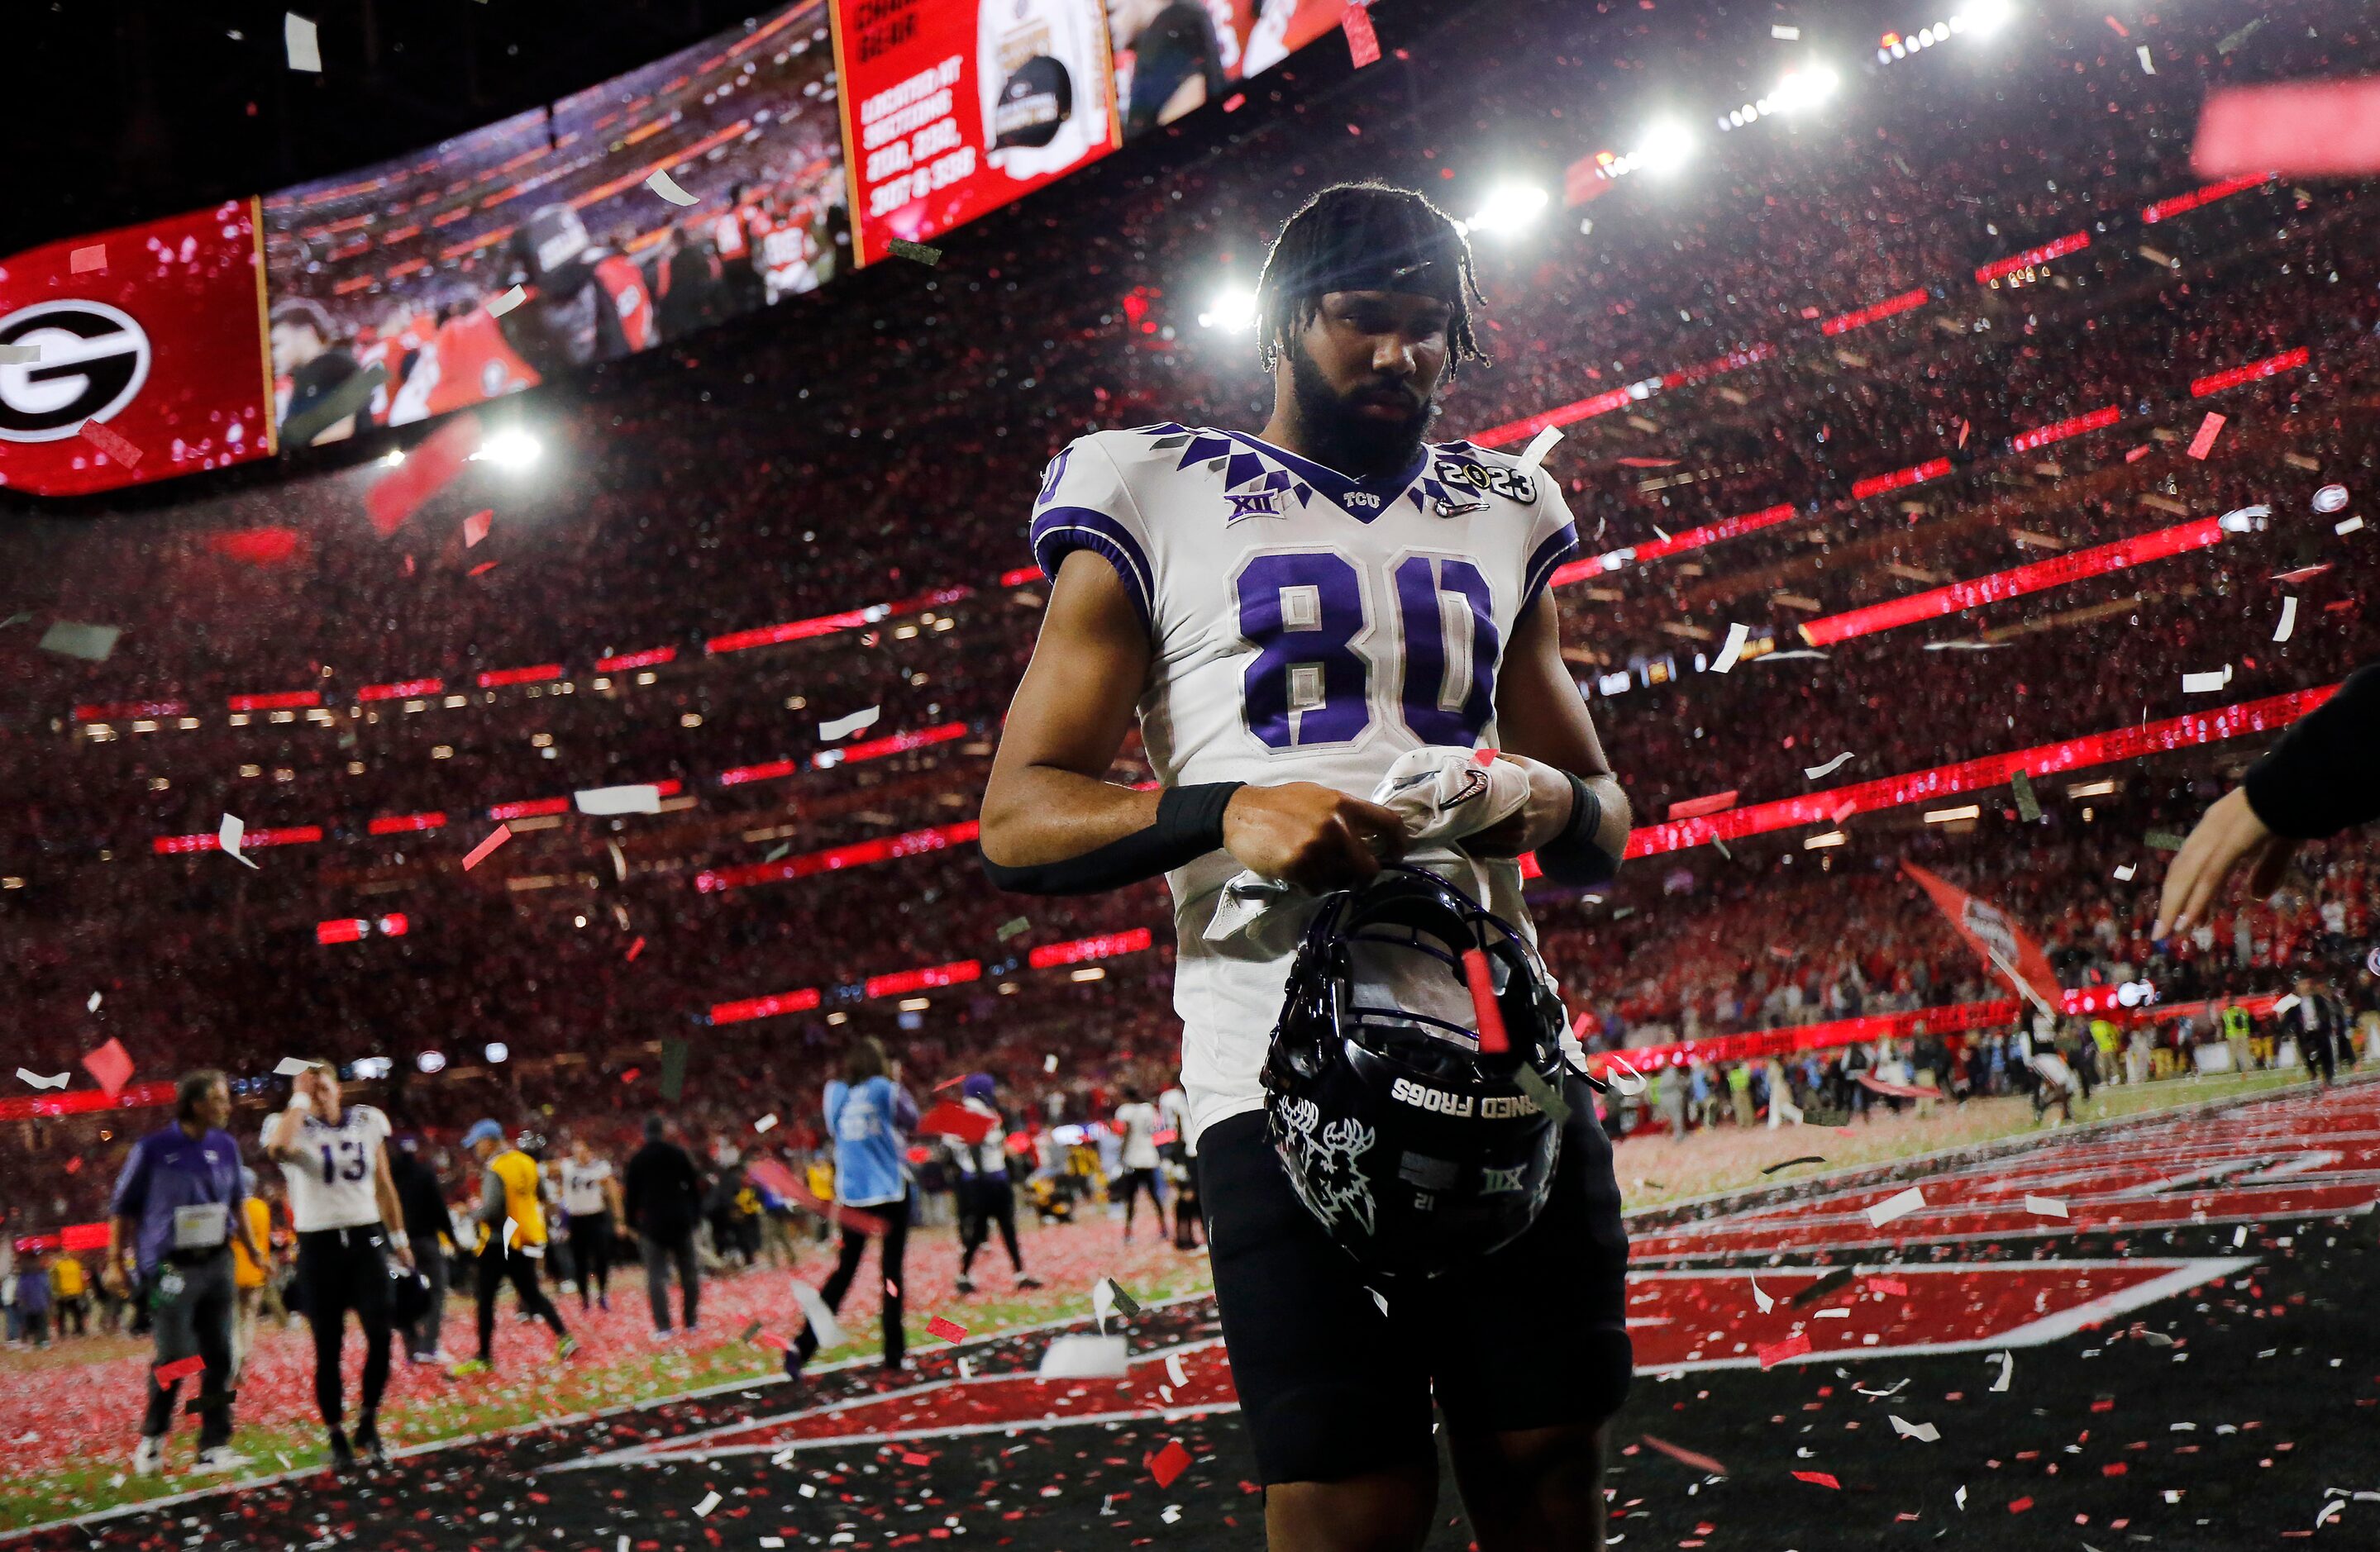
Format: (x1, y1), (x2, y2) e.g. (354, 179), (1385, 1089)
(982, 781), (1245, 896)
(1537, 772), (1620, 888)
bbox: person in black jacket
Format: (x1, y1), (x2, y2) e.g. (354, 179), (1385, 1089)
(2158, 663), (2380, 936)
(387, 1137), (454, 1364)
(2277, 971), (2341, 1088)
(623, 1116), (704, 1339)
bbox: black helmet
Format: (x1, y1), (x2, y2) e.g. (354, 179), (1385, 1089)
(388, 1259), (432, 1326)
(1262, 864), (1572, 1282)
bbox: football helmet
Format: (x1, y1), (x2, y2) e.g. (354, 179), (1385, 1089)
(1262, 864), (1575, 1281)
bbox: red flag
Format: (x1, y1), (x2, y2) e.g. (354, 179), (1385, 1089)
(1901, 862), (2062, 1009)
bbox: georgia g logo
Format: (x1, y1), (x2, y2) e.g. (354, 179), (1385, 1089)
(0, 302), (151, 442)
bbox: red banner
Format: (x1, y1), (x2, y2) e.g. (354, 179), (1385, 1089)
(0, 201), (274, 497)
(835, 0), (1119, 266)
(1902, 862), (2063, 1009)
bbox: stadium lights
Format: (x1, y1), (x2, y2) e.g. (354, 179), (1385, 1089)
(1462, 181), (1551, 240)
(473, 429), (542, 469)
(1962, 0), (2015, 35)
(1198, 285), (1259, 331)
(1881, 4), (2012, 64)
(1719, 64), (1839, 131)
(1633, 119), (1696, 175)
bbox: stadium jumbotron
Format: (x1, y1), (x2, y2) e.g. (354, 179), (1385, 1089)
(2, 0), (2377, 1547)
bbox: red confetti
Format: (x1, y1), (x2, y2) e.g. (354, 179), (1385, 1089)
(2125, 445), (2151, 462)
(2103, 1462), (2129, 1476)
(2009, 1497), (2035, 1513)
(468, 560), (501, 577)
(79, 418), (143, 469)
(1641, 1434), (1729, 1477)
(927, 1316), (967, 1344)
(2103, 16), (2129, 37)
(1667, 789), (1741, 821)
(1792, 1470), (1840, 1489)
(461, 824), (513, 871)
(1342, 2), (1380, 68)
(69, 244), (106, 274)
(463, 508), (494, 548)
(626, 935), (646, 961)
(2186, 412), (2226, 459)
(81, 1037), (135, 1100)
(899, 1451), (931, 1466)
(154, 1355), (204, 1384)
(1149, 1439), (1194, 1488)
(1758, 1333), (1813, 1369)
(1866, 1276), (1909, 1296)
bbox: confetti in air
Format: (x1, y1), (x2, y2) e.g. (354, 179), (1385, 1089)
(1866, 1186), (1927, 1227)
(818, 705), (883, 740)
(2113, 863), (2137, 881)
(2010, 768), (2040, 821)
(487, 284), (527, 317)
(462, 508), (493, 548)
(69, 243), (107, 274)
(2273, 595), (2297, 642)
(38, 621), (122, 661)
(1341, 0), (1381, 68)
(15, 1069), (69, 1090)
(1987, 1350), (2014, 1392)
(1514, 424), (1563, 472)
(1709, 621), (1751, 674)
(885, 238), (944, 264)
(284, 13), (322, 71)
(219, 814), (260, 870)
(2180, 665), (2232, 693)
(461, 824), (513, 870)
(1771, 23), (1801, 39)
(573, 783), (663, 816)
(273, 1057), (312, 1077)
(1802, 751), (1853, 779)
(645, 169), (699, 206)
(2336, 515), (2365, 536)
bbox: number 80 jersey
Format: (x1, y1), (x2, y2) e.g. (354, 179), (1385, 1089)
(1028, 423), (1581, 1145)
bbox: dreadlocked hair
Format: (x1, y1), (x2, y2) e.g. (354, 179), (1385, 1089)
(1253, 182), (1487, 376)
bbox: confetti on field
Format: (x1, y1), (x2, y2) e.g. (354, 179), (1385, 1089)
(155, 1355), (205, 1384)
(219, 814), (260, 869)
(70, 243), (105, 274)
(284, 12), (321, 71)
(461, 824), (512, 870)
(82, 1038), (133, 1099)
(15, 1069), (69, 1090)
(487, 284), (527, 317)
(645, 169), (699, 206)
(1792, 1469), (1841, 1488)
(1891, 1415), (1942, 1442)
(1802, 751), (1853, 779)
(1148, 1440), (1195, 1488)
(1758, 1333), (1813, 1369)
(38, 621), (121, 660)
(2181, 666), (2232, 693)
(1341, 0), (1380, 68)
(1866, 1186), (1927, 1227)
(1166, 1352), (1189, 1387)
(1987, 1350), (2014, 1392)
(927, 1315), (967, 1344)
(1762, 1155), (1827, 1174)
(2273, 595), (2298, 642)
(1515, 424), (1563, 472)
(2025, 1194), (2069, 1218)
(885, 238), (943, 265)
(1749, 1276), (1774, 1314)
(1642, 1434), (1730, 1476)
(1709, 621), (1750, 674)
(2113, 862), (2137, 881)
(79, 417), (143, 468)
(692, 1490), (721, 1516)
(819, 705), (882, 740)
(574, 783), (662, 816)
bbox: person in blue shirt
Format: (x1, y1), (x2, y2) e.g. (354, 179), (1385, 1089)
(785, 1036), (918, 1378)
(108, 1069), (269, 1476)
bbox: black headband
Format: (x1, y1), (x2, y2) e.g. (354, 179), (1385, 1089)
(1268, 242), (1463, 306)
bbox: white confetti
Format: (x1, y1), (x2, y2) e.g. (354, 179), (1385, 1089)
(762, 1540), (787, 1548)
(755, 1113), (780, 1133)
(15, 1069), (69, 1090)
(1709, 622), (1751, 674)
(645, 169), (700, 207)
(2315, 1502), (2343, 1529)
(1044, 1053), (1060, 1073)
(574, 783), (663, 816)
(1514, 425), (1563, 472)
(2023, 1195), (2068, 1219)
(1166, 1352), (1188, 1388)
(1889, 1416), (1941, 1443)
(793, 1280), (847, 1350)
(273, 1057), (312, 1076)
(1037, 1333), (1129, 1378)
(956, 1357), (971, 1378)
(1091, 1277), (1116, 1331)
(2337, 515), (2366, 535)
(2180, 666), (2232, 693)
(1604, 1052), (1649, 1097)
(2217, 503), (2270, 531)
(819, 705), (883, 741)
(1803, 751), (1854, 780)
(87, 991), (101, 1012)
(1750, 1276), (1774, 1314)
(693, 1490), (721, 1516)
(487, 284), (527, 317)
(2112, 863), (2137, 882)
(1955, 1486), (1968, 1510)
(1987, 1350), (2013, 1393)
(0, 342), (41, 365)
(284, 12), (322, 72)
(2273, 596), (2298, 642)
(2164, 1490), (2184, 1504)
(1866, 1186), (1927, 1227)
(1772, 23), (1801, 38)
(219, 814), (260, 869)
(2135, 43), (2155, 73)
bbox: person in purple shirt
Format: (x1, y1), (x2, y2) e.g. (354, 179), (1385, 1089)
(107, 1069), (268, 1476)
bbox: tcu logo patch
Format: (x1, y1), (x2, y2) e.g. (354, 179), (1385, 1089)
(1342, 490), (1382, 511)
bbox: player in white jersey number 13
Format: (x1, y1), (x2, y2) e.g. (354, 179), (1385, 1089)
(980, 183), (1636, 1550)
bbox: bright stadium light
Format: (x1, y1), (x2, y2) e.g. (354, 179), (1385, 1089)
(1466, 180), (1550, 240)
(1633, 119), (1696, 175)
(1959, 0), (2015, 35)
(1198, 284), (1259, 331)
(1768, 63), (1839, 114)
(474, 429), (542, 469)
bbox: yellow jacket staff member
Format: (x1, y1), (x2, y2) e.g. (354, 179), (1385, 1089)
(231, 1197), (274, 1289)
(446, 1121), (571, 1378)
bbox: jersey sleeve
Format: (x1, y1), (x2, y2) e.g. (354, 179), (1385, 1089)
(1028, 436), (1157, 633)
(1520, 469), (1583, 612)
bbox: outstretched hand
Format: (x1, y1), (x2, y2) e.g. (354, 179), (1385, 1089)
(2153, 785), (2298, 939)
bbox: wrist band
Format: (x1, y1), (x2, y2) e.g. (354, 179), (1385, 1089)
(983, 782), (1244, 896)
(387, 1231), (409, 1250)
(1537, 772), (1621, 888)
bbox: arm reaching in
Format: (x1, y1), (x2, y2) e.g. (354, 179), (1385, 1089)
(979, 550), (1405, 894)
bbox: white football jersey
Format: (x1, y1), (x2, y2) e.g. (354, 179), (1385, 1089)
(275, 1103), (392, 1232)
(1028, 424), (1581, 1145)
(560, 1158), (614, 1218)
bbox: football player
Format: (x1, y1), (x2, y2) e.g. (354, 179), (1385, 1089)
(979, 182), (1634, 1549)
